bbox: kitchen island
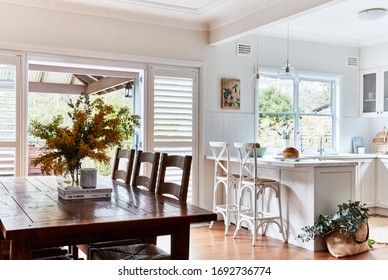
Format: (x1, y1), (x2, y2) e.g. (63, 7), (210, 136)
(205, 155), (358, 251)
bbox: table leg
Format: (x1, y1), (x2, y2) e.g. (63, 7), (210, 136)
(1, 240), (10, 260)
(10, 239), (32, 260)
(170, 223), (190, 260)
(70, 245), (79, 260)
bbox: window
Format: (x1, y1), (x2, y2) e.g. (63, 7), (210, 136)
(258, 73), (337, 154)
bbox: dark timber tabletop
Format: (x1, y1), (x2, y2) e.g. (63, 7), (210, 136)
(0, 176), (216, 260)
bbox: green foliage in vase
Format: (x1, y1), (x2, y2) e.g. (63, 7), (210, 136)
(297, 200), (370, 243)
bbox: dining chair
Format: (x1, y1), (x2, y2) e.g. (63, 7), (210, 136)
(208, 141), (240, 235)
(131, 150), (161, 192)
(90, 153), (192, 260)
(233, 142), (286, 246)
(76, 148), (148, 259)
(111, 147), (135, 184)
(0, 240), (72, 260)
(155, 153), (192, 201)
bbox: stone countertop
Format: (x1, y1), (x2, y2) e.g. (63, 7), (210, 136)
(296, 153), (376, 160)
(205, 153), (388, 168)
(296, 153), (388, 160)
(205, 155), (358, 168)
(256, 156), (358, 168)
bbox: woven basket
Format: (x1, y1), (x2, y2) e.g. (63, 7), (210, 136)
(324, 223), (370, 258)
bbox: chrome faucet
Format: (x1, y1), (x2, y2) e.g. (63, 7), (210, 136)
(318, 137), (325, 156)
(300, 137), (304, 154)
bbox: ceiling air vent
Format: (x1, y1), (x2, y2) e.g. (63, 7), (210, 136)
(347, 56), (358, 68)
(237, 42), (252, 57)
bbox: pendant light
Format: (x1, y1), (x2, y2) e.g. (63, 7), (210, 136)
(277, 21), (299, 82)
(247, 34), (264, 88)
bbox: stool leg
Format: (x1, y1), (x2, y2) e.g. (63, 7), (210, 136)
(233, 187), (243, 239)
(276, 185), (287, 242)
(252, 186), (258, 246)
(209, 180), (219, 229)
(224, 181), (230, 235)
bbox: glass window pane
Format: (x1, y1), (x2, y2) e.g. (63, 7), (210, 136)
(299, 115), (332, 150)
(258, 113), (294, 149)
(299, 80), (332, 114)
(258, 77), (293, 113)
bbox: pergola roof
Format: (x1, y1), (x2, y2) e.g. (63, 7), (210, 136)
(28, 64), (139, 95)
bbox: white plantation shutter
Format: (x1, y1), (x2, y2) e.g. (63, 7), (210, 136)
(0, 54), (19, 176)
(150, 67), (197, 203)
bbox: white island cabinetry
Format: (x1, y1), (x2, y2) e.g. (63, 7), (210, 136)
(338, 158), (376, 207)
(255, 158), (356, 251)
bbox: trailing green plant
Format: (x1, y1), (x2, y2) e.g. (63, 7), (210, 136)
(297, 200), (370, 243)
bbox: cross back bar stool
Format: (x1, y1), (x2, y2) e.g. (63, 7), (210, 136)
(233, 142), (286, 246)
(209, 141), (240, 235)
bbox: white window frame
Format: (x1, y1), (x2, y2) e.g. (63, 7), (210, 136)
(257, 69), (340, 154)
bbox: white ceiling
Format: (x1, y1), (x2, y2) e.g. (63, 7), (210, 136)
(0, 0), (281, 30)
(2, 0), (388, 47)
(258, 0), (388, 47)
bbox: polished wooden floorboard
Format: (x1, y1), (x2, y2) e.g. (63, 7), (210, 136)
(159, 221), (388, 260)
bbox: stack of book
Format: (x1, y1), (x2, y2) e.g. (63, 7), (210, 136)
(57, 184), (112, 200)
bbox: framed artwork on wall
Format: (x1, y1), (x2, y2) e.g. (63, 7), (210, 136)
(221, 78), (240, 109)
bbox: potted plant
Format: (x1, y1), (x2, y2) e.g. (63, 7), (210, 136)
(277, 121), (293, 149)
(297, 200), (374, 258)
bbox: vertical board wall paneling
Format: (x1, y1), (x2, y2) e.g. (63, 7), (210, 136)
(204, 112), (255, 156)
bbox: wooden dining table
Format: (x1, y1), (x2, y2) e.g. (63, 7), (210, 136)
(0, 176), (217, 260)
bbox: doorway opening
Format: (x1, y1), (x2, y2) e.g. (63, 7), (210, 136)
(27, 61), (143, 176)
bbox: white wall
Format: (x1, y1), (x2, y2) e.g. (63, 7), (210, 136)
(0, 2), (208, 62)
(360, 42), (388, 69)
(203, 34), (365, 154)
